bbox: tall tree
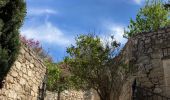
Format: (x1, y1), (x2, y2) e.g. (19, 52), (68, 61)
(65, 34), (128, 100)
(124, 0), (170, 37)
(0, 0), (26, 82)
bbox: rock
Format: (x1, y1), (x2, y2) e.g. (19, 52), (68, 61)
(30, 63), (34, 68)
(11, 71), (18, 77)
(28, 70), (32, 77)
(154, 88), (162, 94)
(20, 48), (25, 54)
(15, 61), (21, 70)
(32, 86), (38, 92)
(6, 76), (14, 83)
(19, 78), (26, 85)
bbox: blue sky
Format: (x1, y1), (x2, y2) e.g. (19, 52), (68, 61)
(21, 0), (145, 62)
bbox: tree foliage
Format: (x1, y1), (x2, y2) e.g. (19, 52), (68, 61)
(46, 61), (60, 91)
(65, 34), (126, 100)
(0, 0), (26, 81)
(46, 62), (74, 100)
(124, 0), (170, 37)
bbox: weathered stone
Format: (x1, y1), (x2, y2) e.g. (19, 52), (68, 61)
(15, 61), (21, 70)
(30, 63), (34, 68)
(11, 71), (18, 77)
(20, 48), (25, 54)
(19, 78), (26, 85)
(154, 88), (162, 94)
(28, 70), (32, 77)
(8, 91), (17, 99)
(32, 86), (38, 92)
(22, 67), (27, 74)
(6, 76), (14, 83)
(18, 71), (23, 77)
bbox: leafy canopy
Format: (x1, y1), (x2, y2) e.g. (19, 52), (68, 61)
(124, 0), (170, 37)
(65, 34), (125, 100)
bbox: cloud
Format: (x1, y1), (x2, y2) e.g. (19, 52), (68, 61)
(133, 0), (144, 5)
(27, 8), (57, 16)
(21, 21), (73, 47)
(101, 22), (127, 45)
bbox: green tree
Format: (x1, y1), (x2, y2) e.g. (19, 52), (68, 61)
(124, 0), (170, 37)
(46, 62), (73, 100)
(65, 34), (127, 100)
(0, 0), (26, 82)
(0, 0), (26, 81)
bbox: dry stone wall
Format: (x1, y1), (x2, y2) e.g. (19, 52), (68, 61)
(0, 45), (47, 100)
(131, 27), (170, 96)
(118, 27), (170, 100)
(45, 90), (94, 100)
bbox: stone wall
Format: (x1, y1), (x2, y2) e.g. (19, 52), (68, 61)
(132, 27), (170, 96)
(0, 45), (47, 100)
(45, 90), (94, 100)
(118, 27), (170, 99)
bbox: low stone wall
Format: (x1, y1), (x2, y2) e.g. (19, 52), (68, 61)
(0, 45), (46, 100)
(45, 90), (94, 100)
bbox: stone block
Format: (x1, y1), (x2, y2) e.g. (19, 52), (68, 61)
(19, 78), (26, 85)
(28, 70), (32, 77)
(11, 71), (18, 77)
(6, 76), (14, 83)
(30, 63), (34, 68)
(8, 91), (17, 99)
(15, 61), (21, 70)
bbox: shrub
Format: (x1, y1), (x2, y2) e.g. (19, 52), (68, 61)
(0, 0), (26, 82)
(20, 35), (53, 62)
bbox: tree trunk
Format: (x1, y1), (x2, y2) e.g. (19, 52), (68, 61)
(98, 92), (111, 100)
(99, 95), (111, 100)
(57, 91), (61, 100)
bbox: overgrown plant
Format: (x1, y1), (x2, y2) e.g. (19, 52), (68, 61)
(124, 0), (170, 37)
(65, 34), (127, 100)
(0, 0), (26, 82)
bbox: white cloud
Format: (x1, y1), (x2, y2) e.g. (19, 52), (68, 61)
(101, 22), (127, 45)
(109, 25), (127, 44)
(27, 8), (57, 16)
(133, 0), (144, 5)
(21, 21), (73, 47)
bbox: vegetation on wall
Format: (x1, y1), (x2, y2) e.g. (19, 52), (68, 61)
(0, 0), (26, 82)
(124, 0), (170, 37)
(64, 34), (128, 100)
(21, 36), (74, 100)
(20, 36), (53, 62)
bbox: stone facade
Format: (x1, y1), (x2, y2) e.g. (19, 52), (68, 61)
(0, 45), (47, 100)
(119, 27), (170, 99)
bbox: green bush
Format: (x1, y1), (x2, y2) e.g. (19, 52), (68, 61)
(0, 0), (26, 82)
